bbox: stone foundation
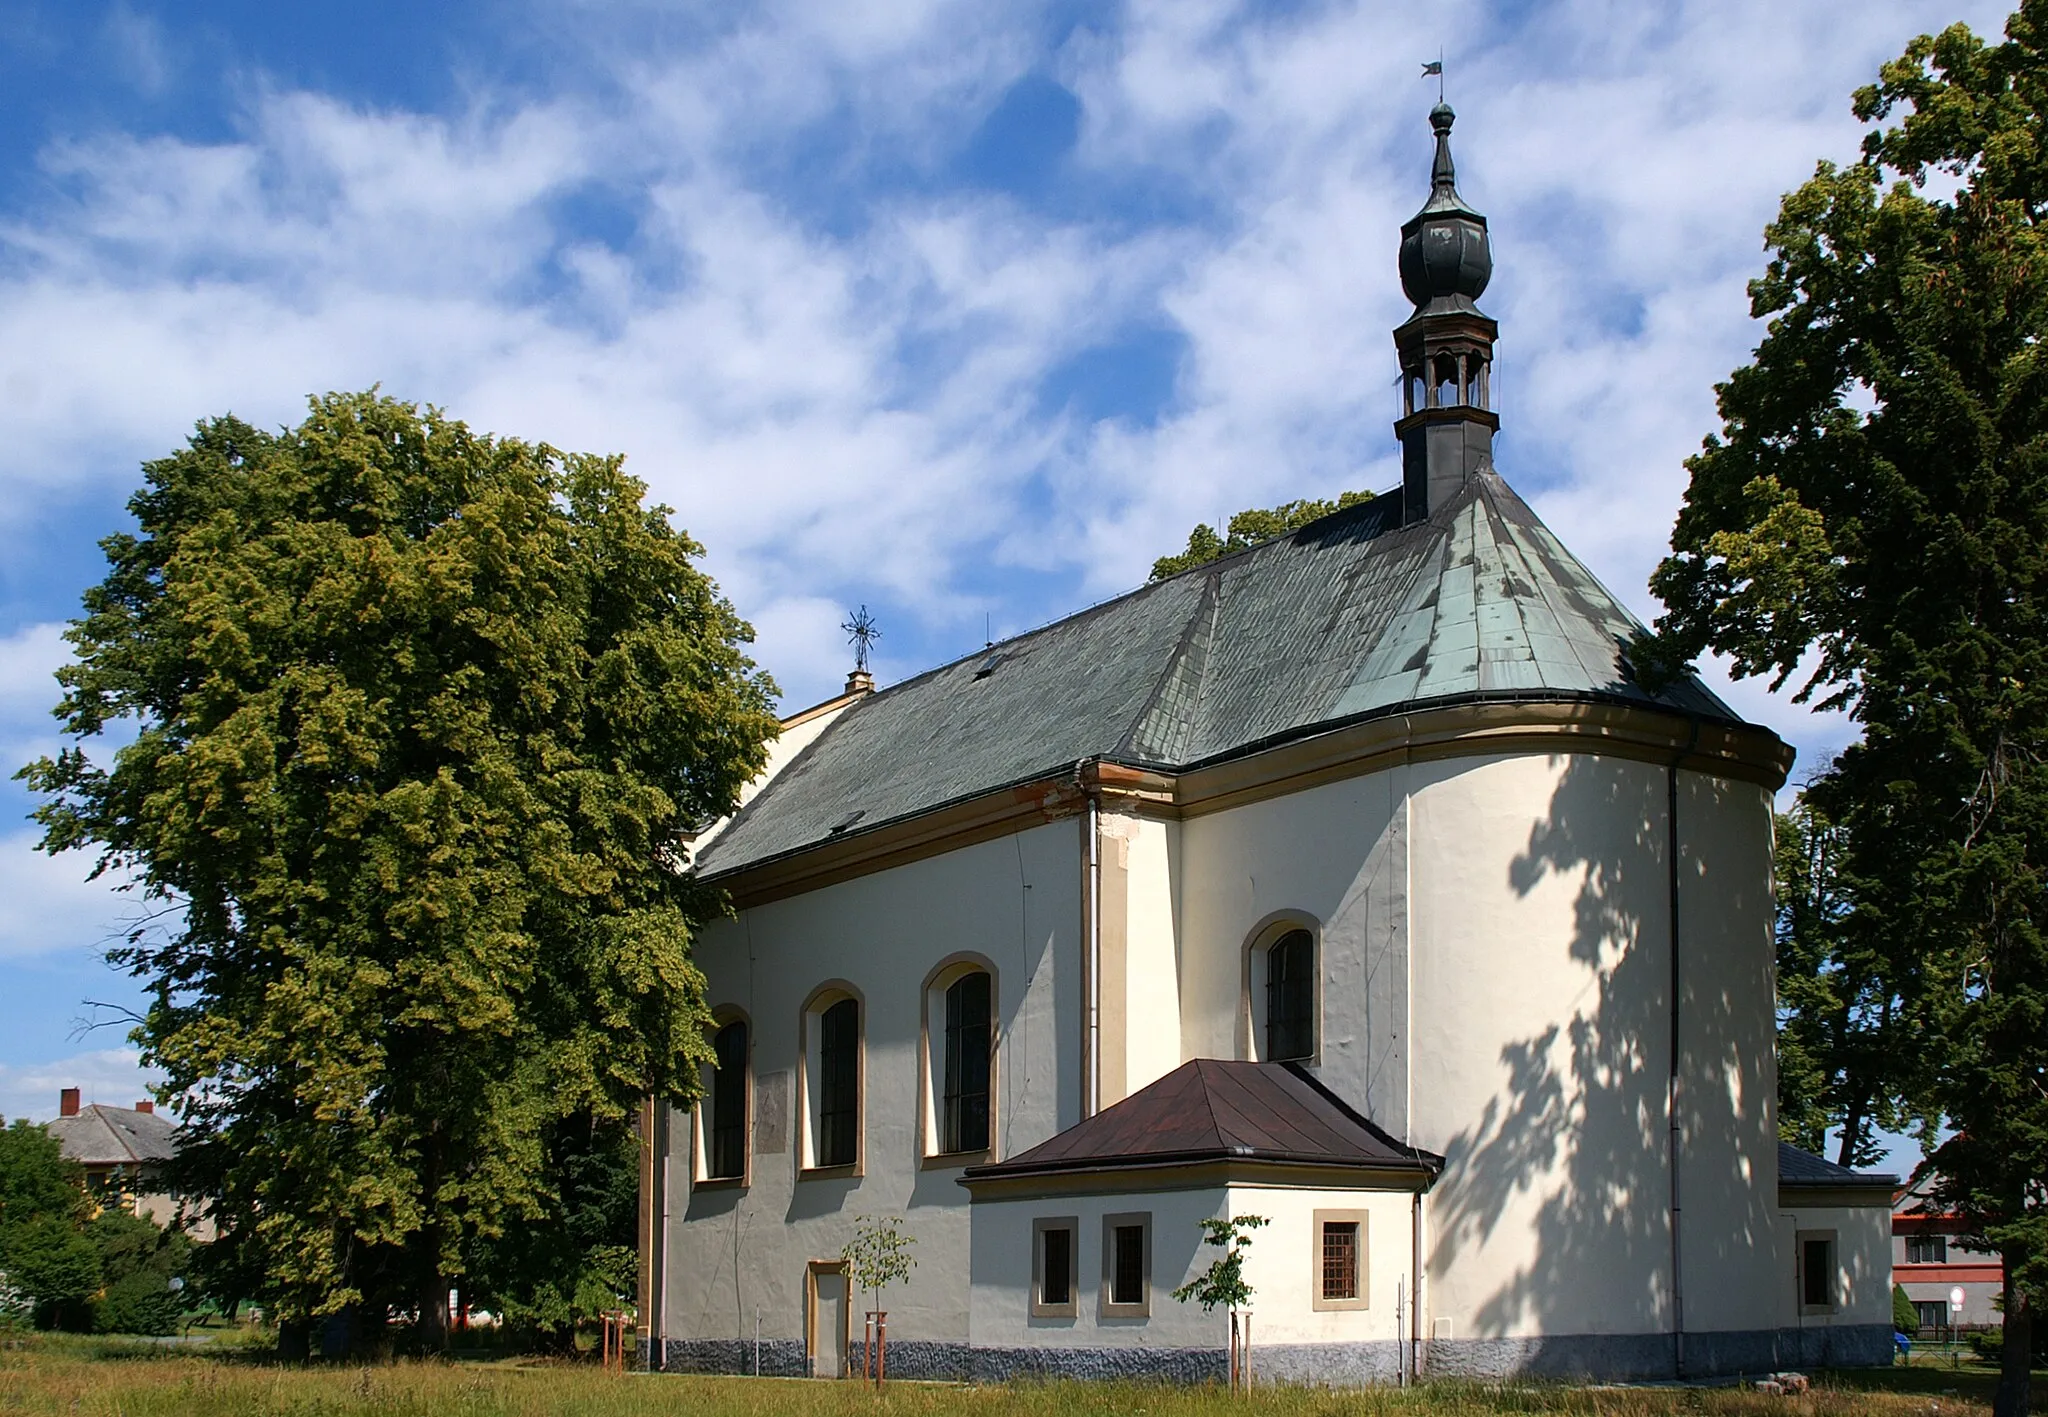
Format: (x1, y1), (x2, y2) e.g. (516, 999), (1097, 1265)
(650, 1324), (1892, 1385)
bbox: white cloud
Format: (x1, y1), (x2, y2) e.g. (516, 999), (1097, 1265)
(0, 0), (2012, 725)
(0, 1048), (163, 1126)
(100, 3), (173, 99)
(0, 829), (140, 961)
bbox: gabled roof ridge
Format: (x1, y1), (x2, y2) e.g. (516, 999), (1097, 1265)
(1280, 1062), (1441, 1167)
(1192, 1057), (1229, 1151)
(1114, 566), (1220, 762)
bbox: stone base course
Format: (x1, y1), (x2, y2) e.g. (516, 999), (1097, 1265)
(650, 1324), (1891, 1386)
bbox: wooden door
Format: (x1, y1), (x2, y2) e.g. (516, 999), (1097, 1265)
(806, 1261), (849, 1378)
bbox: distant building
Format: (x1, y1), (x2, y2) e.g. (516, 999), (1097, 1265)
(1892, 1171), (2003, 1330)
(43, 1087), (209, 1239)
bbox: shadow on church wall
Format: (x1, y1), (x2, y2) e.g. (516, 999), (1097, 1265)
(1424, 750), (1769, 1351)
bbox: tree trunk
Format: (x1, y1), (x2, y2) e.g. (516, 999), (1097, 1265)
(1834, 1091), (1866, 1169)
(417, 1271), (448, 1353)
(1993, 1263), (2032, 1417)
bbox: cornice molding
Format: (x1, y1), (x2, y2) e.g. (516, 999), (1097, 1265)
(706, 699), (1793, 908)
(1779, 1184), (1897, 1210)
(958, 1157), (1435, 1201)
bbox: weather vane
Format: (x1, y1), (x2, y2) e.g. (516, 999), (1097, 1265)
(1422, 52), (1444, 103)
(843, 604), (880, 674)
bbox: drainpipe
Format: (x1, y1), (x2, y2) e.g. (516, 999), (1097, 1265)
(651, 1101), (670, 1370)
(1667, 717), (1700, 1380)
(1084, 781), (1103, 1119)
(1411, 1188), (1425, 1380)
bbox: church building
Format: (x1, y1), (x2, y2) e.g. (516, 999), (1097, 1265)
(636, 106), (1896, 1384)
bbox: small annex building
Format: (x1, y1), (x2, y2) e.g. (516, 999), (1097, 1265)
(637, 106), (1896, 1383)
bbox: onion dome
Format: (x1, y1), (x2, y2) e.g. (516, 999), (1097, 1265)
(1397, 103), (1492, 313)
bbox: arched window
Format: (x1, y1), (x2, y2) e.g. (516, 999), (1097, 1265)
(1264, 928), (1316, 1063)
(923, 956), (998, 1159)
(707, 1018), (749, 1181)
(816, 998), (860, 1169)
(941, 971), (992, 1154)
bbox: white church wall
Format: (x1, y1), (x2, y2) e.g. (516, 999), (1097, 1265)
(663, 818), (1082, 1359)
(1100, 811), (1183, 1104)
(1672, 770), (1784, 1336)
(1774, 1204), (1895, 1335)
(1408, 751), (1677, 1347)
(966, 1182), (1416, 1374)
(1175, 768), (1411, 1135)
(1405, 750), (1785, 1361)
(1229, 1185), (1417, 1348)
(969, 1186), (1226, 1350)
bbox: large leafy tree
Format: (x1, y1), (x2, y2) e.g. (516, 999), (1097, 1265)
(1644, 9), (2048, 1411)
(1149, 490), (1374, 580)
(0, 1120), (98, 1326)
(20, 391), (779, 1350)
(1772, 793), (1924, 1168)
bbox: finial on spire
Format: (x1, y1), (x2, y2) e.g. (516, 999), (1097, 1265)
(842, 605), (880, 694)
(1429, 103), (1458, 196)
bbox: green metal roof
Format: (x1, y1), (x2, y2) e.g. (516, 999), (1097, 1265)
(693, 470), (1744, 880)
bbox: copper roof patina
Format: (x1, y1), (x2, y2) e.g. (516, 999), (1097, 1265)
(692, 470), (1746, 881)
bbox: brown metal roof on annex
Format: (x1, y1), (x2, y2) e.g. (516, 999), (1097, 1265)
(959, 1059), (1441, 1189)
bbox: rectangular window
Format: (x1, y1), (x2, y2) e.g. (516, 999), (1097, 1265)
(816, 999), (859, 1169)
(1906, 1234), (1948, 1264)
(1321, 1221), (1359, 1301)
(1112, 1227), (1144, 1304)
(1100, 1212), (1150, 1317)
(941, 972), (992, 1154)
(1915, 1300), (1950, 1331)
(1311, 1209), (1370, 1310)
(1044, 1228), (1072, 1305)
(1031, 1217), (1079, 1318)
(1800, 1234), (1836, 1310)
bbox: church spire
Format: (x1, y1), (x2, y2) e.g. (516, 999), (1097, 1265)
(1394, 103), (1498, 523)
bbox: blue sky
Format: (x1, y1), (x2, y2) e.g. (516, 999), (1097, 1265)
(0, 0), (2008, 1168)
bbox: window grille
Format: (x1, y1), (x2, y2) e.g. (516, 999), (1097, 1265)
(1265, 928), (1315, 1061)
(707, 1019), (748, 1180)
(1321, 1221), (1359, 1301)
(817, 999), (859, 1167)
(942, 972), (992, 1153)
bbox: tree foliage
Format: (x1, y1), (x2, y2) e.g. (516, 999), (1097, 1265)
(460, 1113), (639, 1351)
(0, 1121), (193, 1334)
(1772, 793), (1925, 1168)
(1643, 10), (2048, 1411)
(1170, 1214), (1266, 1313)
(1149, 492), (1374, 580)
(840, 1214), (917, 1309)
(19, 391), (780, 1347)
(0, 1121), (97, 1324)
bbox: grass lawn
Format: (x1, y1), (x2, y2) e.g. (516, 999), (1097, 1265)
(0, 1334), (2035, 1416)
